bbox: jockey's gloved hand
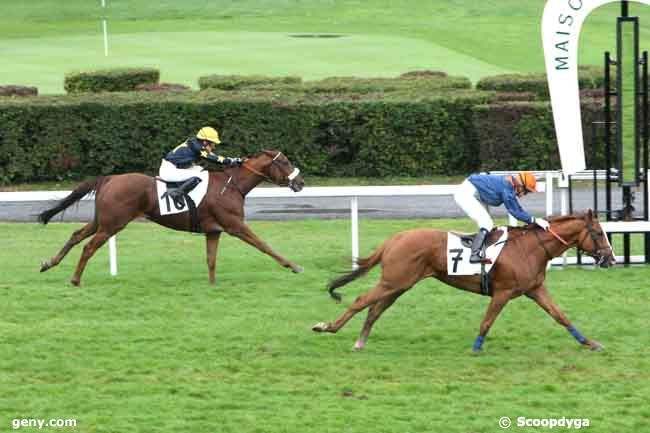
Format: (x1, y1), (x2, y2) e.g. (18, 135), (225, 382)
(533, 217), (550, 230)
(223, 157), (243, 166)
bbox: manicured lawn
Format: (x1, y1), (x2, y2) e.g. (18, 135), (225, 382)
(4, 1), (650, 93)
(1, 220), (648, 432)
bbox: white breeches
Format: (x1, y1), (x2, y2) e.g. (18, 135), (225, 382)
(454, 179), (494, 231)
(159, 159), (203, 182)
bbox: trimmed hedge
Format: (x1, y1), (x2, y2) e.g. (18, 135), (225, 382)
(476, 66), (604, 99)
(0, 89), (490, 183)
(198, 73), (471, 94)
(472, 99), (605, 171)
(269, 75), (472, 94)
(0, 85), (38, 97)
(198, 75), (302, 90)
(135, 82), (191, 93)
(64, 68), (160, 93)
(0, 71), (609, 184)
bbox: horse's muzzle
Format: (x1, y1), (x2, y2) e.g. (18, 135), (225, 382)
(290, 176), (305, 192)
(597, 251), (616, 268)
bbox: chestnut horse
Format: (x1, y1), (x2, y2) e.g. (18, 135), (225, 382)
(38, 150), (305, 286)
(313, 211), (615, 352)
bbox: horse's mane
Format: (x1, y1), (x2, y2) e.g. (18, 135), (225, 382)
(244, 149), (275, 159)
(245, 150), (266, 159)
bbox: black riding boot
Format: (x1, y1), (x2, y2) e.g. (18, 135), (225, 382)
(469, 228), (489, 264)
(163, 177), (202, 201)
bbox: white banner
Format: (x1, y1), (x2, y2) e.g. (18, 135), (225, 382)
(543, 0), (650, 174)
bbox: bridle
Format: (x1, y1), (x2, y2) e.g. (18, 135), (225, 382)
(241, 151), (301, 189)
(574, 219), (610, 265)
(533, 218), (611, 265)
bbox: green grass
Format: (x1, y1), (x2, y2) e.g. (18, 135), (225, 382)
(3, 0), (650, 93)
(1, 220), (648, 433)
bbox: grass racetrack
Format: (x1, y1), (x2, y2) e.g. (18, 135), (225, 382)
(1, 220), (649, 432)
(7, 0), (650, 93)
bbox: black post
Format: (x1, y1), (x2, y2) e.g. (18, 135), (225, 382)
(641, 51), (650, 263)
(622, 0), (629, 17)
(592, 122), (599, 216)
(605, 52), (613, 221)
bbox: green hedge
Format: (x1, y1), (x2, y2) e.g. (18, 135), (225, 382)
(0, 89), (490, 183)
(264, 75), (472, 94)
(476, 66), (604, 99)
(64, 68), (160, 93)
(472, 99), (605, 171)
(0, 85), (38, 97)
(198, 75), (302, 90)
(198, 74), (471, 94)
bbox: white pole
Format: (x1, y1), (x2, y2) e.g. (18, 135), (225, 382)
(545, 172), (554, 216)
(109, 235), (117, 276)
(101, 0), (108, 57)
(351, 196), (359, 270)
(560, 182), (569, 266)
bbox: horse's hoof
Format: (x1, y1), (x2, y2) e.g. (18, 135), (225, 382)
(291, 265), (304, 274)
(353, 341), (366, 351)
(40, 261), (50, 272)
(589, 341), (604, 352)
(312, 322), (328, 332)
(471, 347), (483, 355)
(70, 279), (80, 287)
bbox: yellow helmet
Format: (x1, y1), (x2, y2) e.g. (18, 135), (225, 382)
(196, 126), (221, 144)
(519, 171), (537, 192)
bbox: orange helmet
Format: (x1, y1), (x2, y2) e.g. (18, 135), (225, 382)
(519, 171), (537, 193)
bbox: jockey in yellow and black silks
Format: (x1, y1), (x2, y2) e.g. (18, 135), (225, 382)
(159, 127), (242, 200)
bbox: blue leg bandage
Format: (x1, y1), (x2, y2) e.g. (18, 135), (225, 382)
(567, 325), (587, 344)
(472, 335), (485, 352)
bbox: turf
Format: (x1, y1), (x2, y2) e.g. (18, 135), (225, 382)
(1, 220), (648, 432)
(4, 1), (650, 93)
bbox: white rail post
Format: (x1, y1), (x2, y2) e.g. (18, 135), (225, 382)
(108, 235), (117, 276)
(559, 173), (569, 266)
(351, 196), (359, 270)
(545, 172), (554, 216)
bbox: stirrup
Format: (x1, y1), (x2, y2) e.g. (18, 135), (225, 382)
(470, 253), (483, 264)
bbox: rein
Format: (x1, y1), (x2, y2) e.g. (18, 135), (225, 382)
(241, 151), (300, 188)
(531, 219), (608, 263)
(220, 151), (301, 195)
(548, 228), (569, 246)
(241, 162), (269, 180)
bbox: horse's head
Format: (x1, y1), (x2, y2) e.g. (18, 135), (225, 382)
(241, 150), (305, 192)
(571, 210), (616, 268)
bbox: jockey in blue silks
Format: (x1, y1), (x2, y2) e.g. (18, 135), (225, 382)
(454, 171), (550, 263)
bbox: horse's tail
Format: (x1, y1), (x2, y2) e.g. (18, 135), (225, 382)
(327, 243), (385, 301)
(38, 177), (105, 225)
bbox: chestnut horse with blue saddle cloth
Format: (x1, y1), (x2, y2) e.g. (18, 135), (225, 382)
(313, 211), (615, 353)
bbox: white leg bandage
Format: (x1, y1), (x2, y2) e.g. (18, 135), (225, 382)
(454, 179), (494, 231)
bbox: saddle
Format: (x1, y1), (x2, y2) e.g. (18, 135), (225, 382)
(156, 177), (202, 233)
(447, 228), (509, 297)
(455, 229), (504, 249)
